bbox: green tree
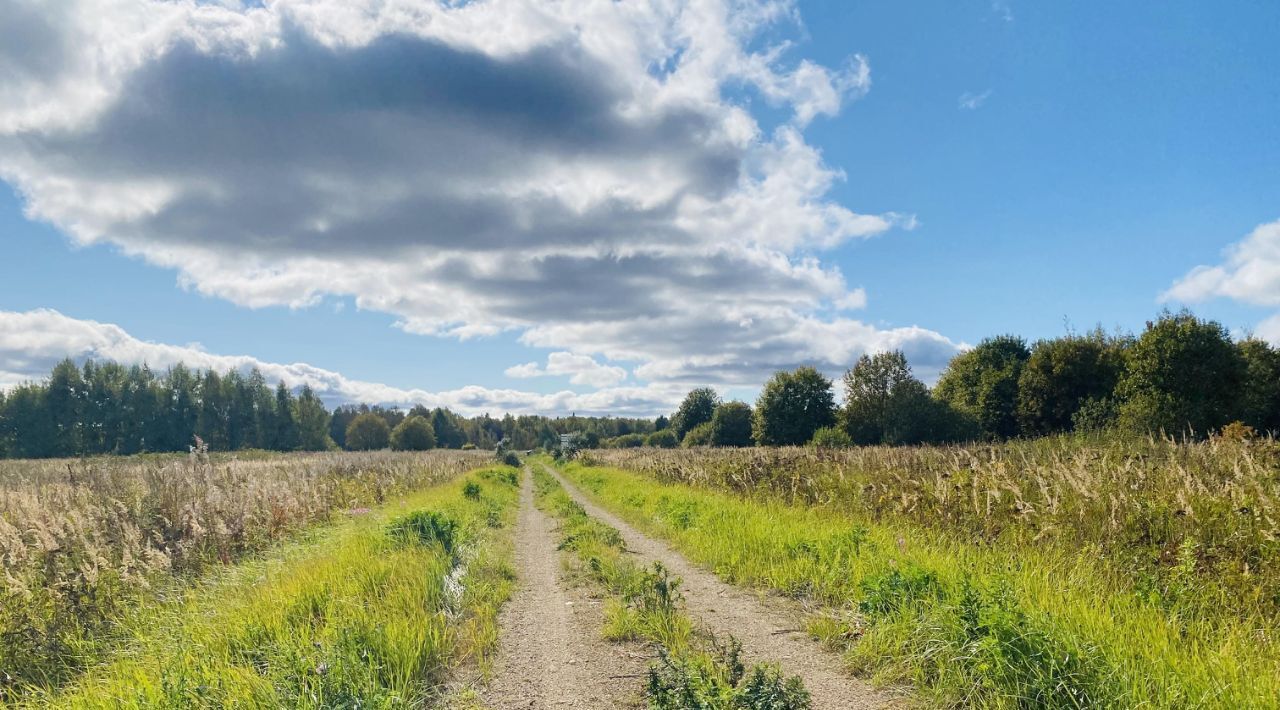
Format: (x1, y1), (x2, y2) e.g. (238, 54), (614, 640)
(391, 415), (436, 451)
(840, 351), (916, 445)
(1116, 312), (1245, 436)
(294, 385), (333, 451)
(934, 335), (1030, 440)
(1239, 339), (1280, 434)
(672, 388), (720, 441)
(431, 408), (466, 449)
(709, 401), (754, 447)
(1016, 331), (1127, 435)
(654, 414), (670, 431)
(46, 358), (85, 456)
(345, 412), (391, 451)
(0, 384), (54, 458)
(753, 367), (836, 446)
(273, 382), (300, 451)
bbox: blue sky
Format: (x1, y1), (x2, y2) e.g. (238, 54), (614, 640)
(1, 0), (1277, 414)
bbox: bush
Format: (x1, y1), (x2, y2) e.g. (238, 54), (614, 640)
(646, 429), (680, 448)
(390, 415), (436, 451)
(809, 426), (852, 449)
(611, 433), (647, 448)
(682, 421), (714, 447)
(345, 413), (390, 451)
(499, 450), (521, 467)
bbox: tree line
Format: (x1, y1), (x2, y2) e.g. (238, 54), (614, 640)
(614, 310), (1280, 449)
(0, 359), (656, 459)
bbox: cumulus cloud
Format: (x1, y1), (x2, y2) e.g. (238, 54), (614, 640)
(505, 352), (628, 388)
(1163, 219), (1280, 345)
(0, 0), (963, 387)
(0, 309), (680, 416)
(1164, 220), (1280, 307)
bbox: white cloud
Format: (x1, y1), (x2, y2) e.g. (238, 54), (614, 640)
(504, 351), (628, 388)
(0, 0), (962, 388)
(1164, 219), (1280, 307)
(958, 89), (992, 110)
(1163, 219), (1280, 345)
(0, 309), (676, 416)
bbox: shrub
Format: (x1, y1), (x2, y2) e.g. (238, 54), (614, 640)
(390, 415), (436, 451)
(388, 510), (458, 555)
(646, 429), (680, 448)
(682, 421), (714, 447)
(499, 450), (521, 468)
(808, 426), (852, 449)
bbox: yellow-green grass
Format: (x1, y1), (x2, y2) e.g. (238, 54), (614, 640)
(531, 463), (810, 709)
(24, 466), (519, 709)
(558, 461), (1280, 709)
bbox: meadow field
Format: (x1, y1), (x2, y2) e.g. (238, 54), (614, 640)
(2, 437), (1277, 708)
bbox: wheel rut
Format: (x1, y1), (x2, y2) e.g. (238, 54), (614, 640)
(543, 464), (898, 710)
(480, 468), (647, 709)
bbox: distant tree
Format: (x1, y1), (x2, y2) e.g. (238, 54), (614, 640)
(294, 385), (333, 451)
(1239, 339), (1280, 434)
(708, 401), (754, 447)
(46, 358), (85, 456)
(841, 351), (916, 445)
(431, 408), (467, 449)
(391, 415), (436, 451)
(654, 415), (670, 431)
(672, 388), (720, 441)
(681, 421), (715, 447)
(345, 412), (391, 451)
(273, 382), (300, 451)
(0, 384), (54, 458)
(1116, 312), (1245, 436)
(934, 336), (1030, 440)
(329, 405), (361, 450)
(753, 367), (836, 446)
(809, 426), (853, 449)
(1016, 331), (1127, 435)
(645, 429), (679, 448)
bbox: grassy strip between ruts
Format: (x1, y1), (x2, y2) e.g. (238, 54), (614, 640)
(556, 460), (1280, 709)
(530, 463), (810, 710)
(25, 465), (521, 709)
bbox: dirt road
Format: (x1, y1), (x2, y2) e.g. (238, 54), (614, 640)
(481, 469), (647, 709)
(543, 464), (896, 710)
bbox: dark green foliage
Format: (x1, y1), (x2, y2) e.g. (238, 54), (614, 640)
(388, 510), (458, 555)
(463, 480), (483, 500)
(499, 450), (522, 467)
(294, 385), (334, 450)
(1239, 338), (1280, 434)
(646, 429), (680, 448)
(611, 433), (647, 448)
(390, 415), (436, 451)
(840, 351), (967, 445)
(345, 413), (390, 451)
(752, 367), (836, 446)
(934, 335), (1030, 440)
(708, 402), (753, 447)
(1117, 312), (1246, 436)
(430, 407), (467, 449)
(673, 388), (721, 441)
(645, 636), (810, 710)
(1017, 332), (1127, 435)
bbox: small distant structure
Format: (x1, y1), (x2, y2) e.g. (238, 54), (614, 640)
(559, 433), (576, 447)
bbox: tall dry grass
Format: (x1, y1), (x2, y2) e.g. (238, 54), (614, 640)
(590, 435), (1280, 620)
(0, 449), (487, 695)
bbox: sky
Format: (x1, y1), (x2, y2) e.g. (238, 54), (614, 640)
(0, 0), (1278, 416)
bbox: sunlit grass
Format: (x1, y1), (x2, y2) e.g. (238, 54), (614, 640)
(24, 466), (519, 709)
(559, 459), (1280, 708)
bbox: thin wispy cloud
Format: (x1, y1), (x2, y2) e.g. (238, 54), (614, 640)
(959, 89), (993, 110)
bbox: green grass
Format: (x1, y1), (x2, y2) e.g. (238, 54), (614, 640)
(24, 466), (519, 709)
(531, 463), (810, 710)
(557, 460), (1280, 709)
